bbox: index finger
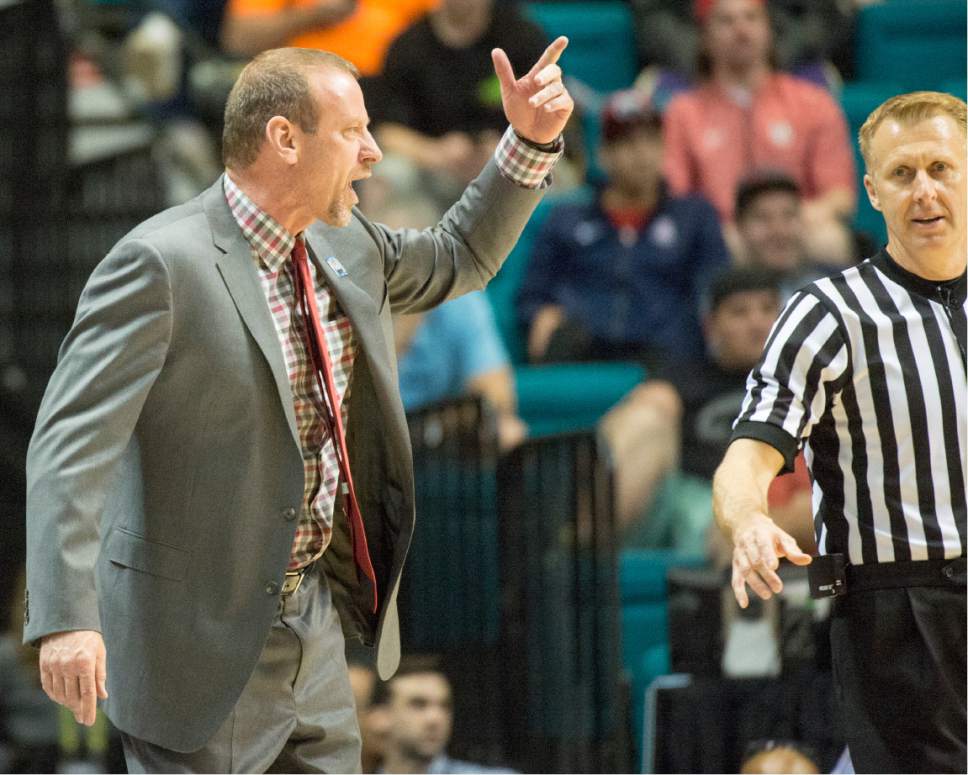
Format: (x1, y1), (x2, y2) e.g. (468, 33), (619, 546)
(731, 563), (750, 609)
(491, 47), (516, 92)
(528, 36), (568, 78)
(78, 672), (98, 726)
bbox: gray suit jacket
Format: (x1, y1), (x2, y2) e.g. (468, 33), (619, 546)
(24, 159), (545, 752)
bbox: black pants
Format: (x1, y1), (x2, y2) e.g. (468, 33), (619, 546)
(830, 584), (966, 773)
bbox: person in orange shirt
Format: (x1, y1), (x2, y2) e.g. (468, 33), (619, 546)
(220, 0), (438, 77)
(662, 0), (857, 266)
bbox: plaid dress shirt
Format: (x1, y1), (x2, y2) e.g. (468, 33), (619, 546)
(223, 126), (561, 570)
(225, 175), (355, 569)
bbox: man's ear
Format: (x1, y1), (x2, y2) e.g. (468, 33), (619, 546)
(863, 172), (881, 213)
(265, 116), (298, 165)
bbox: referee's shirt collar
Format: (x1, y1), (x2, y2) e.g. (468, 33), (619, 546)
(874, 249), (967, 305)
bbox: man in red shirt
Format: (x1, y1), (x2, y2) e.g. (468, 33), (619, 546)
(663, 0), (856, 266)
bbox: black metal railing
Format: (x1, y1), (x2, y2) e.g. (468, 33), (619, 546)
(404, 399), (629, 773)
(499, 430), (629, 773)
(401, 396), (506, 765)
(402, 396), (503, 650)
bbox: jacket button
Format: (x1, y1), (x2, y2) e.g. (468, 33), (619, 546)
(943, 565), (954, 579)
(265, 581), (279, 595)
(282, 507), (297, 521)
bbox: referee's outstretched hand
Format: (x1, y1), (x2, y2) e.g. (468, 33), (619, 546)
(730, 513), (812, 608)
(491, 36), (574, 146)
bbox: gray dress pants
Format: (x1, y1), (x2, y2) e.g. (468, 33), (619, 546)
(121, 565), (362, 773)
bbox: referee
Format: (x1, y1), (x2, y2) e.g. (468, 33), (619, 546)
(713, 91), (966, 774)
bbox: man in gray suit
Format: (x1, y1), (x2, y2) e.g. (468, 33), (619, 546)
(25, 41), (573, 772)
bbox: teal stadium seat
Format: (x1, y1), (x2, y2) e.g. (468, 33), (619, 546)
(840, 1), (966, 247)
(516, 362), (645, 437)
(524, 1), (640, 180)
(855, 0), (967, 90)
(840, 82), (966, 246)
(940, 79), (967, 101)
(523, 1), (638, 95)
(619, 550), (706, 768)
(839, 81), (906, 246)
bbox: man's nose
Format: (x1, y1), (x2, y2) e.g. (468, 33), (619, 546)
(362, 129), (383, 165)
(912, 169), (939, 205)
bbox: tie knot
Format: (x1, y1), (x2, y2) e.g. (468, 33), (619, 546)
(291, 239), (309, 265)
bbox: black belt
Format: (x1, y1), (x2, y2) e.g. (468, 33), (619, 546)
(845, 557), (967, 593)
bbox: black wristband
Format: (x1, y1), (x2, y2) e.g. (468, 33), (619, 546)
(513, 131), (563, 153)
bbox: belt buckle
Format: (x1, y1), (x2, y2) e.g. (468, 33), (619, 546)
(281, 568), (307, 596)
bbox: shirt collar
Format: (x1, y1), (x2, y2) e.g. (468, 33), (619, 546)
(223, 173), (296, 273)
(873, 248), (967, 305)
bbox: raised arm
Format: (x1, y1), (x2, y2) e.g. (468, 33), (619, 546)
(375, 37), (574, 314)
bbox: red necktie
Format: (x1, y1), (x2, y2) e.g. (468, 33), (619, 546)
(291, 239), (378, 613)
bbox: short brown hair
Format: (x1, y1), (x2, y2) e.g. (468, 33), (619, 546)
(222, 48), (359, 169)
(373, 654), (447, 705)
(858, 91), (967, 171)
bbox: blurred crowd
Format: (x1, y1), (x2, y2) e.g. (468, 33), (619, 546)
(1, 0), (960, 771)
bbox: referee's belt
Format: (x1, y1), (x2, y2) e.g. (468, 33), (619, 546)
(809, 555), (966, 598)
(846, 557), (967, 592)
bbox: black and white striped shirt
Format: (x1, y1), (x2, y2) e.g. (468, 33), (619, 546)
(733, 249), (967, 565)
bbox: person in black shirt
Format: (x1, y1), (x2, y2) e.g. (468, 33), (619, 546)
(734, 170), (851, 300)
(364, 0), (548, 216)
(601, 267), (812, 555)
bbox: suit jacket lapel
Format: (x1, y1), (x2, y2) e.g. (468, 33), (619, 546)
(304, 233), (387, 382)
(304, 231), (412, 458)
(203, 179), (300, 449)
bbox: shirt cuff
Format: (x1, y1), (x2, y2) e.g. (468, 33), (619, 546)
(494, 125), (563, 190)
(730, 420), (800, 474)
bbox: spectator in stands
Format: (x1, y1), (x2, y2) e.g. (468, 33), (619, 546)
(220, 0), (435, 77)
(122, 3), (227, 204)
(396, 292), (527, 451)
(599, 267), (815, 556)
(630, 0), (857, 92)
(734, 170), (847, 298)
(378, 655), (513, 774)
(368, 0), (549, 215)
(740, 739), (820, 774)
(517, 89), (729, 369)
(662, 0), (857, 266)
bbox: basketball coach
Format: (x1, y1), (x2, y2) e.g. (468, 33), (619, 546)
(23, 41), (573, 772)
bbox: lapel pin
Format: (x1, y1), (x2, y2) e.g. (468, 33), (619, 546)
(326, 256), (348, 278)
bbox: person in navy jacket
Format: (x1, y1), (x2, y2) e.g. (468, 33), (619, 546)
(517, 88), (730, 370)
